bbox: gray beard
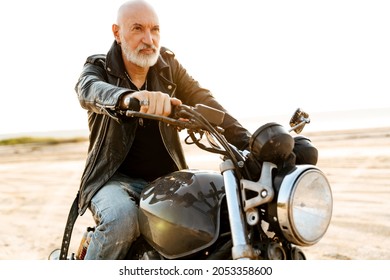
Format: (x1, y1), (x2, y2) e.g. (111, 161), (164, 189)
(122, 42), (160, 68)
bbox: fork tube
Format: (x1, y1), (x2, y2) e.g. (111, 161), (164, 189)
(220, 160), (255, 260)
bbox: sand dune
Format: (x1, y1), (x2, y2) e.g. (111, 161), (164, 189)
(0, 126), (389, 260)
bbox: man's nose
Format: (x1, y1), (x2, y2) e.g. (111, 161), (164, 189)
(143, 30), (154, 45)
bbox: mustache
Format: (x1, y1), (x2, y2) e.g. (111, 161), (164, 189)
(137, 43), (158, 52)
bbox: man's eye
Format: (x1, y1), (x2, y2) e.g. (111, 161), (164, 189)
(131, 25), (143, 31)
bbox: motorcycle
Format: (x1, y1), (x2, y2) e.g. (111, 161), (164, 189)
(50, 105), (333, 260)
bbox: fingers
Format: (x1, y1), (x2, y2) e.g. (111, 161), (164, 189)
(133, 91), (181, 116)
(170, 97), (182, 107)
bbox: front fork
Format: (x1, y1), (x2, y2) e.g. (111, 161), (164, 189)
(220, 160), (256, 260)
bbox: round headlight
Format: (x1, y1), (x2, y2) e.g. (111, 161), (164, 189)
(277, 166), (333, 246)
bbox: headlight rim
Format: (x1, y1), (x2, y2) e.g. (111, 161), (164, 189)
(277, 165), (333, 246)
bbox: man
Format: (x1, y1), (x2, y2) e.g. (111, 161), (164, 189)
(75, 0), (251, 259)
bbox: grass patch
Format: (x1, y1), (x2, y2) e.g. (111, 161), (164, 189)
(0, 136), (87, 146)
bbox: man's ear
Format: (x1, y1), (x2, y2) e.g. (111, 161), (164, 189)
(112, 24), (121, 43)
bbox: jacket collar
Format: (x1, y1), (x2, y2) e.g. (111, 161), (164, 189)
(105, 41), (170, 79)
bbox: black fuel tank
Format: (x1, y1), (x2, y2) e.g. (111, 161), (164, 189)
(139, 170), (225, 259)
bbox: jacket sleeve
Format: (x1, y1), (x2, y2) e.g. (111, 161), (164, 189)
(74, 55), (133, 121)
(168, 54), (251, 150)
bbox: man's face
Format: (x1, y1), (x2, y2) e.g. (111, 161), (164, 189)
(114, 4), (160, 68)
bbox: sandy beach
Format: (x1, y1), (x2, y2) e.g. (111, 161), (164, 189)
(1, 125), (389, 260)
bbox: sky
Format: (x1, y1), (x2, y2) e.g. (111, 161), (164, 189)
(0, 0), (389, 135)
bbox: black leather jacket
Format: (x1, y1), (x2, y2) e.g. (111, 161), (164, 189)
(75, 41), (251, 215)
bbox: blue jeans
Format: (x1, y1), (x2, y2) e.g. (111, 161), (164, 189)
(85, 172), (148, 260)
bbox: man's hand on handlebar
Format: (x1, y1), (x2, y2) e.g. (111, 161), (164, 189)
(120, 91), (182, 117)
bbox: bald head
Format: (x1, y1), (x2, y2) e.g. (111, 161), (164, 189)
(116, 0), (159, 26)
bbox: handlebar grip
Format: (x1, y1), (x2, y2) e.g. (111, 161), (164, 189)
(128, 97), (141, 112)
